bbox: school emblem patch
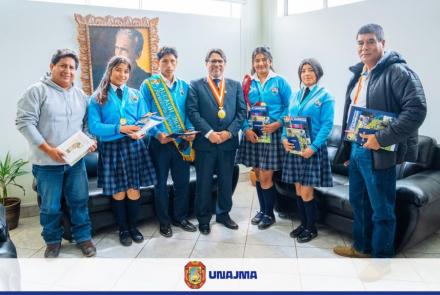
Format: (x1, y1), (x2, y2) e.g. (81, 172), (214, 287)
(271, 87), (279, 94)
(184, 261), (206, 289)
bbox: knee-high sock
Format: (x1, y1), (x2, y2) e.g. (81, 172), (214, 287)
(304, 199), (317, 232)
(256, 181), (265, 213)
(112, 199), (128, 232)
(126, 198), (141, 230)
(262, 185), (276, 217)
(296, 197), (307, 227)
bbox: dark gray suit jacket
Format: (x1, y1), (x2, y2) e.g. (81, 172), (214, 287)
(186, 77), (246, 151)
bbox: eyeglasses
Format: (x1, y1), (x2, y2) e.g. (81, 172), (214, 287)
(208, 59), (225, 65)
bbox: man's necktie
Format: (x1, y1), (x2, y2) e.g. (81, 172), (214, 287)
(116, 88), (123, 100)
(301, 87), (310, 103)
(213, 78), (221, 88)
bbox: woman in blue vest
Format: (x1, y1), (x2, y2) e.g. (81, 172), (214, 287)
(88, 56), (156, 246)
(282, 58), (334, 243)
(236, 47), (291, 229)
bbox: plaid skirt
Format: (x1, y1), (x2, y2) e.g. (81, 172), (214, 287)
(281, 145), (333, 187)
(236, 129), (285, 171)
(97, 137), (157, 196)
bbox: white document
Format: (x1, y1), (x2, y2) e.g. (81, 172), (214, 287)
(57, 131), (94, 166)
(135, 113), (165, 136)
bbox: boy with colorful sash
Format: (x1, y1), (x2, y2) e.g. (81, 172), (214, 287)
(140, 47), (197, 237)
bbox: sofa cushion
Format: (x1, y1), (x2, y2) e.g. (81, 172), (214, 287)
(315, 184), (353, 219)
(85, 152), (98, 178)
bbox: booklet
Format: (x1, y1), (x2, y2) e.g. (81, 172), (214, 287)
(344, 106), (397, 152)
(134, 112), (165, 136)
(284, 116), (312, 155)
(57, 131), (94, 166)
(166, 130), (200, 139)
(250, 105), (270, 144)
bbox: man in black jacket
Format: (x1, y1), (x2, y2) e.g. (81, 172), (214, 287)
(333, 24), (427, 258)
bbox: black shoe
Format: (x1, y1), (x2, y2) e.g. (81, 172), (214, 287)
(251, 211), (264, 225)
(173, 219), (197, 232)
(289, 225), (305, 238)
(159, 224), (173, 238)
(129, 228), (144, 243)
(119, 230), (133, 246)
(199, 223), (211, 235)
(257, 215), (275, 230)
(78, 240), (97, 257)
(296, 229), (318, 243)
(44, 243), (61, 258)
(216, 216), (239, 230)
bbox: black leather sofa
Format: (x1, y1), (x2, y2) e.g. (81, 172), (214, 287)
(35, 150), (240, 240)
(0, 204), (17, 258)
(275, 125), (440, 252)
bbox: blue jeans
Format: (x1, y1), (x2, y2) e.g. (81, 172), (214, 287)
(150, 139), (190, 225)
(32, 159), (92, 244)
(349, 143), (396, 258)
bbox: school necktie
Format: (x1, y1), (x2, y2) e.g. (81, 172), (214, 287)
(301, 87), (310, 103)
(116, 88), (123, 100)
(213, 78), (221, 88)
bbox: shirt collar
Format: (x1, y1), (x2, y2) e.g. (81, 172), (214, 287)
(160, 73), (177, 88)
(302, 83), (318, 92)
(110, 83), (125, 92)
(251, 70), (278, 82)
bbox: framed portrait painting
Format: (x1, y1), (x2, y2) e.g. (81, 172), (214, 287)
(75, 14), (159, 94)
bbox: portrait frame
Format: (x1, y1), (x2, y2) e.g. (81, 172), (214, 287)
(75, 13), (159, 95)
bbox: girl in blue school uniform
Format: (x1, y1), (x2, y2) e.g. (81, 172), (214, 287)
(236, 47), (292, 230)
(88, 56), (156, 247)
(282, 58), (334, 243)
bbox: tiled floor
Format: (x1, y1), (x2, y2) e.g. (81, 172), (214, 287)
(9, 180), (440, 259)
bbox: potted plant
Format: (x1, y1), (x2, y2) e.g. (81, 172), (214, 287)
(0, 153), (29, 230)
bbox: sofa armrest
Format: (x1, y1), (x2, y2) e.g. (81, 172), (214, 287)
(0, 205), (7, 242)
(396, 170), (440, 207)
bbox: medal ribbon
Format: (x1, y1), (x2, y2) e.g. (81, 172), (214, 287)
(207, 76), (226, 109)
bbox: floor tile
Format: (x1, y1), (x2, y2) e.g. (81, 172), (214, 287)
(246, 224), (294, 247)
(190, 240), (245, 258)
(244, 244), (297, 258)
(137, 237), (196, 258)
(95, 233), (148, 258)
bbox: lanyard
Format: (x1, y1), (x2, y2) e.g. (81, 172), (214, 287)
(353, 66), (368, 105)
(207, 76), (225, 108)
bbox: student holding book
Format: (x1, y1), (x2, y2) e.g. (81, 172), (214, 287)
(236, 47), (291, 229)
(281, 58), (334, 243)
(88, 56), (157, 246)
(140, 46), (197, 238)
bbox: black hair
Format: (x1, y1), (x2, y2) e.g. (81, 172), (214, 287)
(357, 23), (384, 41)
(205, 48), (227, 63)
(50, 49), (79, 69)
(157, 46), (178, 60)
(251, 46), (275, 75)
(298, 58), (324, 85)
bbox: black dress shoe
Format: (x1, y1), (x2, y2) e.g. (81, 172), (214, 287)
(129, 228), (144, 243)
(296, 229), (318, 243)
(289, 225), (305, 238)
(173, 219), (197, 232)
(159, 224), (173, 238)
(44, 243), (61, 258)
(199, 223), (211, 235)
(257, 215), (275, 230)
(119, 230), (133, 246)
(216, 217), (239, 230)
(251, 211), (264, 225)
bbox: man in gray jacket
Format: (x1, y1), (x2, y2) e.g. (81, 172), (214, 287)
(333, 24), (427, 258)
(16, 49), (96, 258)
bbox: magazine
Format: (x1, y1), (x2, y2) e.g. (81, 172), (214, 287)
(345, 106), (397, 151)
(166, 130), (200, 139)
(135, 112), (165, 136)
(284, 116), (312, 155)
(250, 105), (270, 144)
(57, 131), (94, 166)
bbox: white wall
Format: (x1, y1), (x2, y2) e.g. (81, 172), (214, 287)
(0, 0), (243, 204)
(271, 0), (439, 140)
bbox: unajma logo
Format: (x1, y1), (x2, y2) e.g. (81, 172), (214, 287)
(184, 261), (206, 289)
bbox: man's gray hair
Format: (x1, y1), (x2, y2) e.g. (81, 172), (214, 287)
(357, 23), (384, 41)
(205, 48), (227, 63)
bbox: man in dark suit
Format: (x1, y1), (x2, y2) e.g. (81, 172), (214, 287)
(186, 48), (246, 235)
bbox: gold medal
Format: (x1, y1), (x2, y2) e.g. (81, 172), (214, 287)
(218, 108), (226, 119)
(260, 102), (266, 106)
(120, 118), (127, 125)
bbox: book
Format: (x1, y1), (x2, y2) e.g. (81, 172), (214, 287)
(57, 131), (94, 166)
(135, 112), (165, 136)
(166, 130), (200, 139)
(249, 105), (270, 143)
(345, 106), (397, 151)
(284, 116), (312, 155)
